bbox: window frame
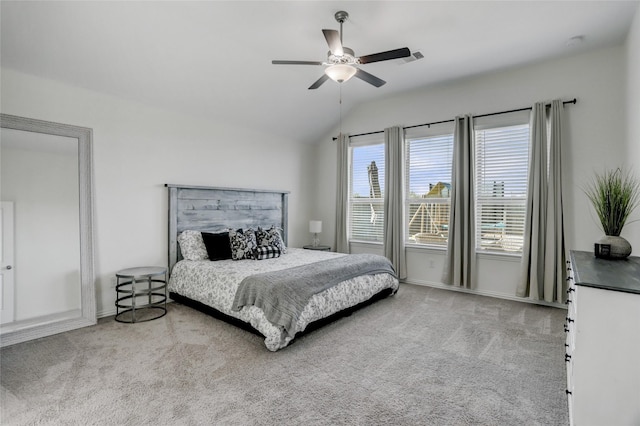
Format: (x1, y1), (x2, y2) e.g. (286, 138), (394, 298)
(404, 124), (454, 249)
(473, 111), (531, 255)
(347, 134), (386, 244)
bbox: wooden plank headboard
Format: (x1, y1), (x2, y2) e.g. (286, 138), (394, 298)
(166, 184), (289, 273)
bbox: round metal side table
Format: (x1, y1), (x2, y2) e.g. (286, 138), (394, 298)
(115, 266), (167, 323)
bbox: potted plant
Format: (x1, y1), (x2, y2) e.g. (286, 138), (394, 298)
(584, 168), (640, 259)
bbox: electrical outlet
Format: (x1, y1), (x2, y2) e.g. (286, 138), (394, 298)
(110, 276), (117, 288)
(429, 259), (435, 269)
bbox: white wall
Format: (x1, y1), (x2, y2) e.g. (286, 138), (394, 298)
(1, 144), (81, 320)
(625, 7), (640, 250)
(2, 32), (635, 316)
(312, 46), (628, 301)
(1, 69), (315, 317)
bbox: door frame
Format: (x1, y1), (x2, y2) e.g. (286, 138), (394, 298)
(1, 201), (15, 324)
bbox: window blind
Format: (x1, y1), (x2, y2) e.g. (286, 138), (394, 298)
(349, 141), (385, 242)
(405, 133), (453, 246)
(475, 124), (529, 253)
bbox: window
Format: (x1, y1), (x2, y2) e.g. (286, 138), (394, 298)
(345, 111), (530, 255)
(405, 130), (454, 246)
(474, 122), (530, 253)
(349, 136), (385, 242)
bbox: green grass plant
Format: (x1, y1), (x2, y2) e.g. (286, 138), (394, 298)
(584, 168), (640, 236)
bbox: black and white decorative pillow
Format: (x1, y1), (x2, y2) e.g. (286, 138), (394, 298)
(254, 245), (281, 260)
(177, 230), (208, 261)
(256, 226), (287, 254)
(229, 228), (257, 260)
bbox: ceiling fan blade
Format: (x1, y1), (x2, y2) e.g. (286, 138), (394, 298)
(354, 68), (386, 87)
(358, 47), (411, 64)
(308, 74), (330, 90)
(272, 60), (323, 65)
(322, 29), (343, 56)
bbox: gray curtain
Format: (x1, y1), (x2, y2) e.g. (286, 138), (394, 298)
(384, 126), (407, 279)
(443, 115), (476, 288)
(517, 101), (566, 302)
(335, 133), (350, 254)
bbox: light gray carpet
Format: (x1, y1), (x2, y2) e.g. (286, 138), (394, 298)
(1, 284), (569, 425)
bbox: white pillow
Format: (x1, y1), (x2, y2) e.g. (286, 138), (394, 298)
(177, 230), (208, 261)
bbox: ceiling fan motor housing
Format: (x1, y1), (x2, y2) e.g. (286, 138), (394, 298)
(327, 47), (358, 65)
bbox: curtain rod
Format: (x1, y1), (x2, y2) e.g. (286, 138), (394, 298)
(332, 98), (576, 141)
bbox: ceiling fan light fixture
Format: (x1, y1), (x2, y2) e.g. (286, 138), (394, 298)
(325, 64), (357, 83)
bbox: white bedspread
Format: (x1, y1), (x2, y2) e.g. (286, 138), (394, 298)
(168, 248), (399, 351)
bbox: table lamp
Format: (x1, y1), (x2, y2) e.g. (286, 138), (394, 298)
(309, 220), (322, 247)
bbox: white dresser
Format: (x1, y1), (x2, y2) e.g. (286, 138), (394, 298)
(566, 250), (640, 426)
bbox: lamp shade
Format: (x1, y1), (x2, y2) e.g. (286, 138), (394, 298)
(309, 220), (322, 233)
(324, 64), (357, 83)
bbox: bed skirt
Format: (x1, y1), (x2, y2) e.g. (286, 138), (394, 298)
(169, 287), (396, 348)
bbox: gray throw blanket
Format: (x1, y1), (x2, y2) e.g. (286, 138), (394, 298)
(231, 253), (396, 338)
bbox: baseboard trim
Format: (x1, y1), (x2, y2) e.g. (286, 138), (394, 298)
(402, 278), (567, 309)
(98, 308), (117, 319)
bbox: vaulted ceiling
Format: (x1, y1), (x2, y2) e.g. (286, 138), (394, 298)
(1, 1), (638, 144)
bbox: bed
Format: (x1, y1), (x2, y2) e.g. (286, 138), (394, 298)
(166, 184), (399, 351)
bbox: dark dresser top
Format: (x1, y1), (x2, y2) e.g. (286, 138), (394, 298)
(570, 250), (640, 295)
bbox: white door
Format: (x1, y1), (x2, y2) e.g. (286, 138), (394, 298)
(1, 201), (15, 324)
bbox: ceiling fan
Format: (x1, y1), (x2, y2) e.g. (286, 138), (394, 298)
(272, 11), (411, 90)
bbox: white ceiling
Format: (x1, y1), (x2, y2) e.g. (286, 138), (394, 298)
(1, 1), (638, 144)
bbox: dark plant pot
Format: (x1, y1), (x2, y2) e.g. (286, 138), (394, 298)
(594, 235), (632, 259)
